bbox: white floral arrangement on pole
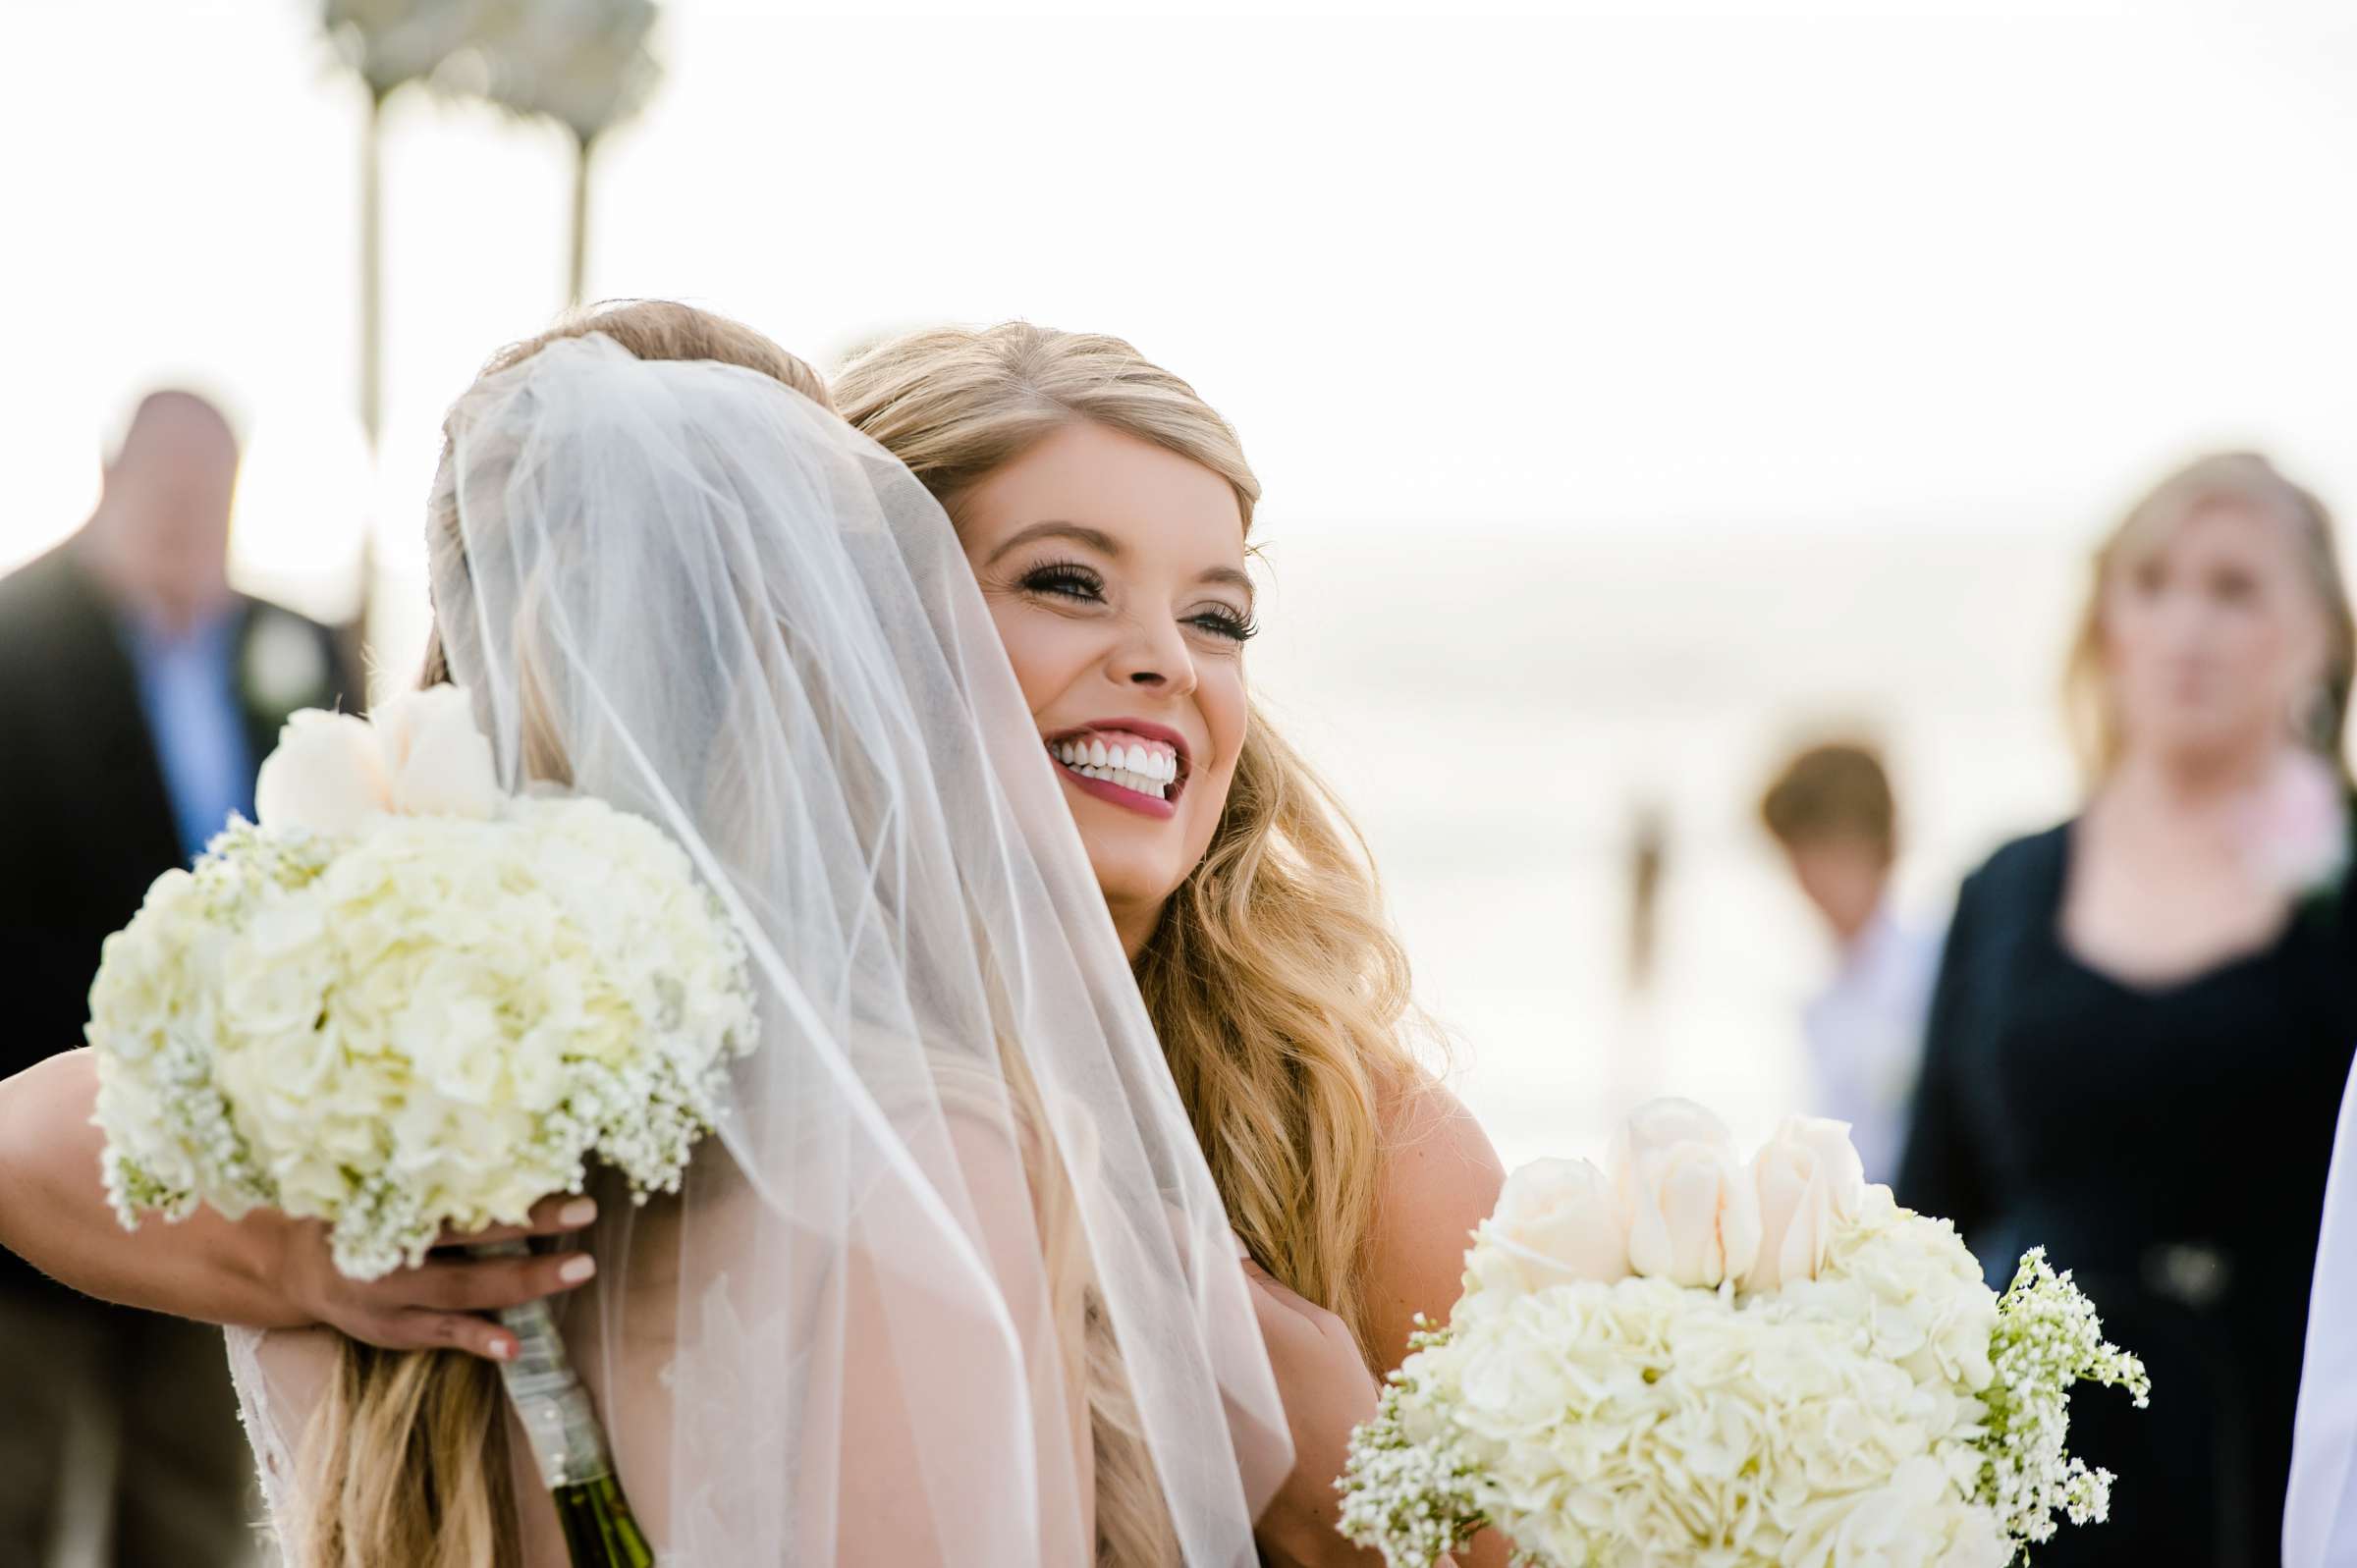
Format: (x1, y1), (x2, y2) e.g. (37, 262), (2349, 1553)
(467, 0), (660, 145)
(1339, 1101), (2148, 1568)
(87, 686), (757, 1281)
(465, 0), (661, 304)
(322, 0), (483, 100)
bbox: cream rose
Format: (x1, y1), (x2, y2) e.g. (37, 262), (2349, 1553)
(1469, 1158), (1630, 1297)
(1612, 1098), (1761, 1289)
(254, 710), (387, 838)
(1747, 1115), (1868, 1292)
(373, 684), (501, 820)
(253, 687), (502, 838)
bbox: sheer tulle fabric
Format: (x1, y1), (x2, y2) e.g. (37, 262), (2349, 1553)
(226, 336), (1288, 1565)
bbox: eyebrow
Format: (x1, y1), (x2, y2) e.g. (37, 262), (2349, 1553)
(986, 520), (1256, 602)
(983, 521), (1121, 566)
(1197, 566), (1256, 601)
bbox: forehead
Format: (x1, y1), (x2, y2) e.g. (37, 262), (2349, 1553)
(2125, 497), (2299, 571)
(958, 420), (1245, 563)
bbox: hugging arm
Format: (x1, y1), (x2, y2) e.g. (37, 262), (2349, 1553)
(0, 1047), (594, 1358)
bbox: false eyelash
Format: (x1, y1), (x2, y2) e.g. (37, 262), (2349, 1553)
(1017, 559), (1106, 600)
(1191, 607), (1259, 643)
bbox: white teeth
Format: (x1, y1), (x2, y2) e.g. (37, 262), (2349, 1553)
(1052, 734), (1179, 795)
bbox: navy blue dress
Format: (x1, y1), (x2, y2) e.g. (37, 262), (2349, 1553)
(1895, 820), (2357, 1568)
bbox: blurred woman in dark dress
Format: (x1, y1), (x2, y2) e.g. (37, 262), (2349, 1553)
(1897, 453), (2357, 1568)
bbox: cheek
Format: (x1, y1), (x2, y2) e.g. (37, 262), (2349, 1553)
(2103, 597), (2183, 677)
(1197, 661), (1250, 765)
(988, 604), (1088, 713)
(1180, 666), (1249, 841)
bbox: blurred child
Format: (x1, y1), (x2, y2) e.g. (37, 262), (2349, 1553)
(1759, 740), (1939, 1182)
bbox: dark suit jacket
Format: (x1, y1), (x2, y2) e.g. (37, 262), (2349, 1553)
(0, 544), (359, 1294)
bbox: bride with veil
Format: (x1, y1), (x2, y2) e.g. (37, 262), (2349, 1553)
(225, 327), (1288, 1564)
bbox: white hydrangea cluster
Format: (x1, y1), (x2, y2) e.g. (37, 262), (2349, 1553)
(89, 795), (756, 1282)
(1780, 1185), (2000, 1402)
(1345, 1274), (2001, 1568)
(1339, 1105), (2146, 1568)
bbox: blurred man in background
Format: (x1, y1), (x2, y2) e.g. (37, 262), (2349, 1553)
(0, 390), (358, 1565)
(1758, 740), (1940, 1183)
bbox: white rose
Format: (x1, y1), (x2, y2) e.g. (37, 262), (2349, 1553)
(1748, 1115), (1868, 1293)
(1471, 1158), (1630, 1296)
(1612, 1098), (1761, 1289)
(254, 710), (388, 838)
(374, 685), (501, 820)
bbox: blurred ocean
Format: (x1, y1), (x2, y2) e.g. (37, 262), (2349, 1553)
(1247, 525), (2091, 1169)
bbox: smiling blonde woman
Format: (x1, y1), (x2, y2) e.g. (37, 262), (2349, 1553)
(0, 304), (1507, 1568)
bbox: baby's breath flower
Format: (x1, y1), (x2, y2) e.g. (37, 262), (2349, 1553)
(1971, 1248), (2151, 1547)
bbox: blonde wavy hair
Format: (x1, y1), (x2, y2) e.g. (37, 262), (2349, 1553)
(2065, 451), (2355, 784)
(308, 302), (1172, 1568)
(834, 322), (1425, 1369)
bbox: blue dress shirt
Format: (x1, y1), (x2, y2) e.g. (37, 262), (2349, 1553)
(124, 610), (254, 862)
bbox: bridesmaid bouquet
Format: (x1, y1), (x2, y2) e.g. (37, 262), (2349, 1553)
(86, 687), (758, 1568)
(1339, 1102), (2148, 1568)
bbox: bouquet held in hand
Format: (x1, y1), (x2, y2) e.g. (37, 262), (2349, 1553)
(1340, 1101), (2149, 1568)
(85, 687), (756, 1567)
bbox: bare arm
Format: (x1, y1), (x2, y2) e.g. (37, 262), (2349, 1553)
(1366, 1075), (1513, 1568)
(0, 1049), (286, 1323)
(0, 1047), (592, 1359)
(1364, 1076), (1507, 1369)
(1254, 1075), (1509, 1568)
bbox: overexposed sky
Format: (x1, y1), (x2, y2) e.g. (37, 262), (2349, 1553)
(8, 1), (2357, 626)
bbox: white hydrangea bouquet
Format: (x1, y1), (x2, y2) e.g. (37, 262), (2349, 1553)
(1339, 1101), (2148, 1568)
(86, 686), (757, 1568)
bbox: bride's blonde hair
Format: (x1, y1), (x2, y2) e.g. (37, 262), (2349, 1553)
(309, 302), (1170, 1567)
(835, 322), (1424, 1368)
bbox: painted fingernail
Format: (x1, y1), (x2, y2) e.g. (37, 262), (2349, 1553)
(559, 1199), (598, 1228)
(491, 1339), (516, 1362)
(559, 1255), (597, 1285)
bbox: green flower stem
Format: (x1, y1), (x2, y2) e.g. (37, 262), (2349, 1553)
(472, 1239), (654, 1567)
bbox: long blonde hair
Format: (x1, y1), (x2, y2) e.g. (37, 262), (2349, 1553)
(311, 303), (1171, 1568)
(834, 322), (1424, 1367)
(2064, 451), (2355, 784)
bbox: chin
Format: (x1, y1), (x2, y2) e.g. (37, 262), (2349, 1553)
(1073, 834), (1177, 906)
(2140, 702), (2248, 744)
(1083, 853), (1179, 912)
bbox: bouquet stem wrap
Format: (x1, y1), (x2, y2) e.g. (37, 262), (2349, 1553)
(474, 1239), (654, 1568)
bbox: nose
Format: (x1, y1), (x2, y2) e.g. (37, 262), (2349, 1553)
(1106, 611), (1199, 699)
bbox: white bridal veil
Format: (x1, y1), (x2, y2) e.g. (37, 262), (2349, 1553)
(229, 335), (1288, 1565)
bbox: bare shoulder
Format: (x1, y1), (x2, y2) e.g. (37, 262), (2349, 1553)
(1364, 1072), (1506, 1370)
